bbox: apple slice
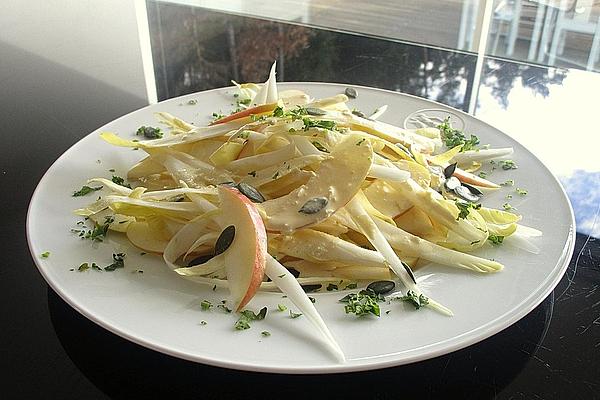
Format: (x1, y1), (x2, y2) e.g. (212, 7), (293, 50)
(219, 185), (267, 311)
(452, 167), (500, 189)
(210, 102), (278, 126)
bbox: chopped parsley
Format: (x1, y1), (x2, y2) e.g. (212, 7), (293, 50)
(339, 289), (385, 317)
(356, 138), (366, 146)
(502, 202), (516, 211)
(235, 307), (267, 330)
(74, 261), (101, 272)
(272, 106), (285, 117)
(250, 114), (267, 122)
(345, 282), (358, 290)
(104, 253), (126, 271)
(187, 99), (197, 105)
(455, 200), (481, 220)
(351, 109), (366, 118)
(488, 234), (504, 245)
(289, 310), (303, 319)
(40, 251), (50, 258)
(277, 304), (287, 312)
(478, 171), (488, 179)
(261, 330), (271, 337)
(303, 118), (336, 131)
(397, 290), (429, 310)
(200, 300), (213, 311)
(244, 307), (268, 320)
(501, 179), (515, 186)
(236, 131), (250, 139)
(72, 185), (103, 197)
(212, 112), (226, 121)
(72, 216), (114, 242)
(136, 126), (163, 139)
(326, 283), (339, 291)
(311, 141), (330, 153)
(234, 97), (251, 112)
(217, 301), (232, 313)
(437, 117), (479, 151)
(516, 187), (528, 196)
(499, 160), (518, 170)
(234, 319), (251, 330)
(111, 175), (131, 189)
(90, 263), (101, 271)
(200, 320), (207, 325)
(271, 105), (308, 121)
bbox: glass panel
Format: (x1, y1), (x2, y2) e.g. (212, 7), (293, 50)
(147, 1), (477, 110)
(475, 57), (600, 235)
(154, 0), (481, 53)
(485, 0), (600, 72)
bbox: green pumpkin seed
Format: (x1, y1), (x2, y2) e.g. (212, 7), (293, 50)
(187, 253), (214, 267)
(236, 182), (265, 203)
(454, 185), (480, 203)
(301, 284), (322, 293)
(445, 176), (461, 191)
(214, 225), (235, 256)
(311, 141), (330, 153)
(461, 182), (483, 196)
(444, 162), (457, 179)
(366, 280), (396, 294)
(306, 107), (327, 116)
(345, 87), (358, 99)
(401, 261), (417, 284)
(351, 109), (366, 118)
(298, 197), (328, 214)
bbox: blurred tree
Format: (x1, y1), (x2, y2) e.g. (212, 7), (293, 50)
(234, 20), (313, 82)
(482, 60), (568, 109)
(147, 1), (476, 111)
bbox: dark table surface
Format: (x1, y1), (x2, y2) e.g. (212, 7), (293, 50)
(2, 2), (599, 399)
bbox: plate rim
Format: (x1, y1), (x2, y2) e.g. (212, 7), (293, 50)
(26, 82), (576, 374)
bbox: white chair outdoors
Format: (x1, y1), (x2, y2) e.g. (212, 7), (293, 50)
(489, 0), (523, 56)
(458, 0), (480, 50)
(460, 0), (539, 58)
(536, 0), (600, 70)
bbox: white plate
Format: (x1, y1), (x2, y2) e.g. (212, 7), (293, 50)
(27, 83), (575, 373)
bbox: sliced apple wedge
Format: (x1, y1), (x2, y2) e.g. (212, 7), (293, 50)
(452, 167), (500, 189)
(261, 134), (373, 233)
(210, 102), (278, 125)
(218, 186), (268, 311)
